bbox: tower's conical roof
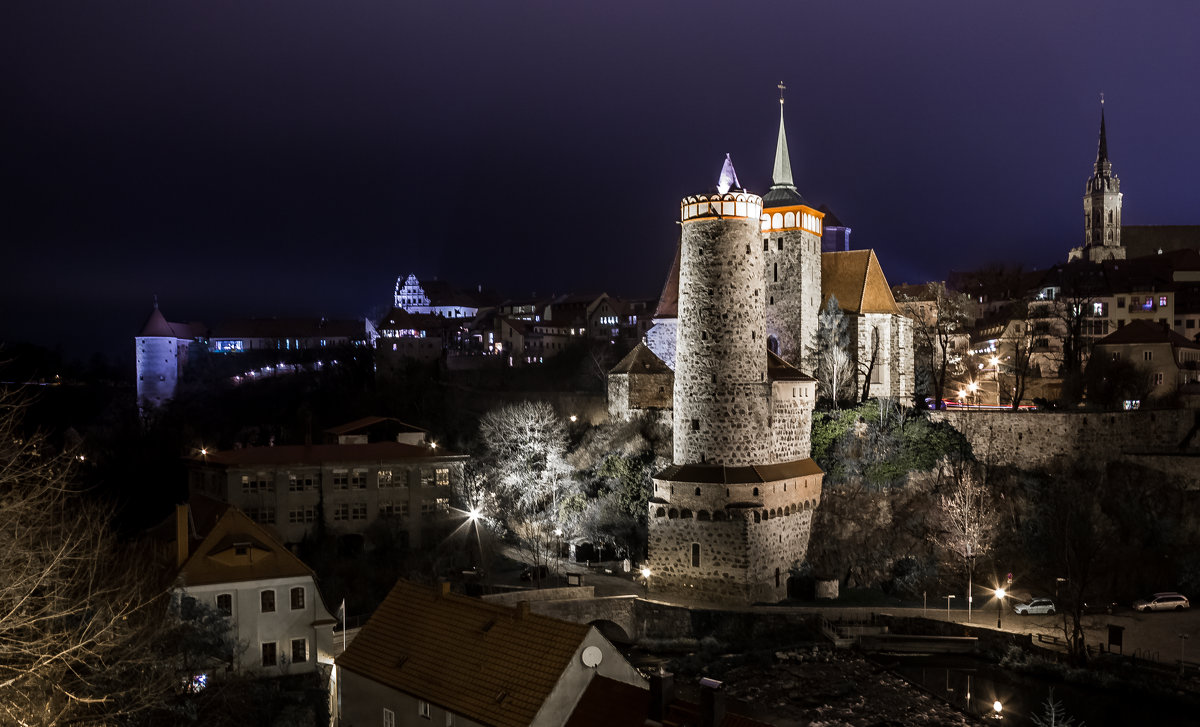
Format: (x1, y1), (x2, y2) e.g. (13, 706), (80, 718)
(716, 154), (741, 194)
(1093, 100), (1113, 177)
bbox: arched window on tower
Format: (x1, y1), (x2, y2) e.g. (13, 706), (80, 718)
(767, 335), (779, 355)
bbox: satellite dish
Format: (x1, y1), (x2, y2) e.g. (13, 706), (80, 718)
(581, 646), (603, 668)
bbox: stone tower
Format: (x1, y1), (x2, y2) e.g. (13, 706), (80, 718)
(1069, 101), (1124, 263)
(761, 91), (824, 369)
(647, 156), (823, 603)
(135, 301), (200, 411)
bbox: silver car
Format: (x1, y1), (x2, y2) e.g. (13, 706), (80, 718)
(1013, 597), (1057, 615)
(1133, 592), (1191, 612)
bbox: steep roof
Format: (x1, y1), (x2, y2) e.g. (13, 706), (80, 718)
(138, 305), (205, 339)
(192, 441), (462, 467)
(336, 580), (593, 727)
(323, 416), (427, 437)
(562, 677), (649, 727)
(767, 350), (815, 382)
(1095, 320), (1200, 349)
(821, 250), (901, 315)
(817, 203), (845, 228)
(610, 343), (671, 375)
(654, 240), (682, 319)
(176, 502), (315, 588)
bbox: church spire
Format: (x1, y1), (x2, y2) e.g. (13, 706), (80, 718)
(1094, 95), (1111, 175)
(772, 81), (794, 188)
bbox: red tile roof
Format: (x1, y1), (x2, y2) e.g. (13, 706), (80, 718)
(336, 580), (593, 727)
(654, 241), (682, 319)
(821, 250), (901, 315)
(192, 441), (463, 467)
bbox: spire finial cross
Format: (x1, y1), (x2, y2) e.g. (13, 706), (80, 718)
(778, 81), (786, 105)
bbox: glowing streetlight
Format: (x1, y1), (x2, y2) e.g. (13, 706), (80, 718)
(640, 567), (651, 595)
(993, 700), (1003, 719)
(468, 507), (481, 522)
(429, 441), (438, 450)
(996, 587), (1006, 629)
(945, 594), (956, 621)
(569, 414), (578, 423)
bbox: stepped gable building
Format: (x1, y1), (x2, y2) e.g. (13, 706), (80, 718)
(641, 94), (913, 404)
(1069, 102), (1126, 264)
(136, 301), (206, 410)
(646, 155), (823, 603)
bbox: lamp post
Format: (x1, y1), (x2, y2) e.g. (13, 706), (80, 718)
(992, 700), (1003, 720)
(967, 381), (980, 410)
(945, 594), (956, 621)
(988, 355), (1001, 407)
(641, 567), (651, 596)
(467, 507), (486, 576)
(996, 587), (1006, 629)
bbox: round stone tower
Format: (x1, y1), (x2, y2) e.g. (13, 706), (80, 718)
(648, 155), (823, 604)
(674, 157), (769, 466)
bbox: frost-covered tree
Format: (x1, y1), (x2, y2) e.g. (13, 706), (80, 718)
(1031, 688), (1083, 727)
(477, 401), (575, 578)
(812, 296), (854, 408)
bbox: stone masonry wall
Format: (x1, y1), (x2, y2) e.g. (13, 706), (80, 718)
(770, 380), (813, 461)
(764, 228), (821, 369)
(608, 371), (674, 422)
(932, 409), (1200, 471)
(675, 216), (771, 466)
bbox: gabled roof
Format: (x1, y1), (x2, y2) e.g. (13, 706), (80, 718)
(192, 441), (462, 467)
(1095, 320), (1200, 349)
(563, 676), (648, 727)
(817, 203), (845, 228)
(610, 343), (671, 375)
(654, 241), (681, 319)
(176, 502), (315, 588)
(324, 416), (428, 437)
(821, 250), (901, 315)
(336, 580), (592, 727)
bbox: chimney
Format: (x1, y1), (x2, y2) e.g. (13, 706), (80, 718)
(698, 678), (725, 727)
(175, 503), (190, 569)
(438, 581), (451, 598)
(648, 669), (675, 722)
(516, 601), (530, 619)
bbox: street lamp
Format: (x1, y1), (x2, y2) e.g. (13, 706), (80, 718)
(945, 594), (956, 621)
(988, 356), (1001, 407)
(967, 381), (980, 409)
(996, 587), (1006, 629)
(993, 700), (1003, 720)
(641, 567), (651, 595)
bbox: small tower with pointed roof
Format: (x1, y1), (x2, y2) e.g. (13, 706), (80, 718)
(762, 85), (825, 369)
(135, 300), (203, 411)
(1069, 99), (1125, 263)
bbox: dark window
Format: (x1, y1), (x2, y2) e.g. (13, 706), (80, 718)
(777, 239), (783, 250)
(261, 642), (277, 667)
(691, 419), (699, 431)
(291, 638), (307, 663)
(773, 263), (778, 282)
(290, 586), (305, 610)
(216, 593), (232, 616)
(691, 543), (701, 568)
(695, 487), (701, 495)
(260, 590), (275, 613)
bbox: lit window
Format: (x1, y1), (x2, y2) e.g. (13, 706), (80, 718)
(290, 587), (305, 610)
(261, 590), (275, 613)
(435, 468), (450, 487)
(378, 470), (393, 486)
(261, 642), (277, 667)
(1160, 295), (1168, 307)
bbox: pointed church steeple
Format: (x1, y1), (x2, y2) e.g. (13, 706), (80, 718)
(1072, 95), (1123, 262)
(1094, 99), (1112, 176)
(763, 82), (804, 208)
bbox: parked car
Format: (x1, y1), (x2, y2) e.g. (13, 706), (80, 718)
(1133, 592), (1191, 612)
(1013, 597), (1057, 615)
(1082, 600), (1120, 615)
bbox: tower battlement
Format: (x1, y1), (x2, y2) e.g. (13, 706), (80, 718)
(681, 192), (763, 222)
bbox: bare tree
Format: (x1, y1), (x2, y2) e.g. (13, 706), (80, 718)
(858, 324), (881, 404)
(998, 301), (1038, 410)
(898, 283), (972, 409)
(929, 464), (996, 623)
(0, 391), (176, 725)
(813, 296), (854, 408)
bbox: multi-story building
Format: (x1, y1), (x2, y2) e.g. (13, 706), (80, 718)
(1092, 321), (1200, 403)
(187, 418), (468, 548)
(160, 497), (337, 678)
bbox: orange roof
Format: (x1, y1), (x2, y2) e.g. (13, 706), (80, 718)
(176, 505), (315, 588)
(337, 580), (593, 727)
(821, 250), (901, 315)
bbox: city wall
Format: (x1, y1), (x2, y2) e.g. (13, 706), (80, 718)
(931, 409), (1200, 472)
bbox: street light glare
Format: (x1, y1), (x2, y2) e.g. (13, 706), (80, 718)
(996, 587), (1006, 599)
(641, 568), (651, 579)
(993, 700), (1002, 714)
(468, 507), (480, 521)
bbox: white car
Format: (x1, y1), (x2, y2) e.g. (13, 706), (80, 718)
(1133, 592), (1190, 612)
(1013, 597), (1057, 615)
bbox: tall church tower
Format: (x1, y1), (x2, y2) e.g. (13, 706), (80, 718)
(647, 156), (823, 604)
(762, 85), (824, 368)
(1069, 101), (1124, 263)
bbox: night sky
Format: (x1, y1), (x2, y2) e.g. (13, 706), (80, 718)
(4, 1), (1199, 362)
